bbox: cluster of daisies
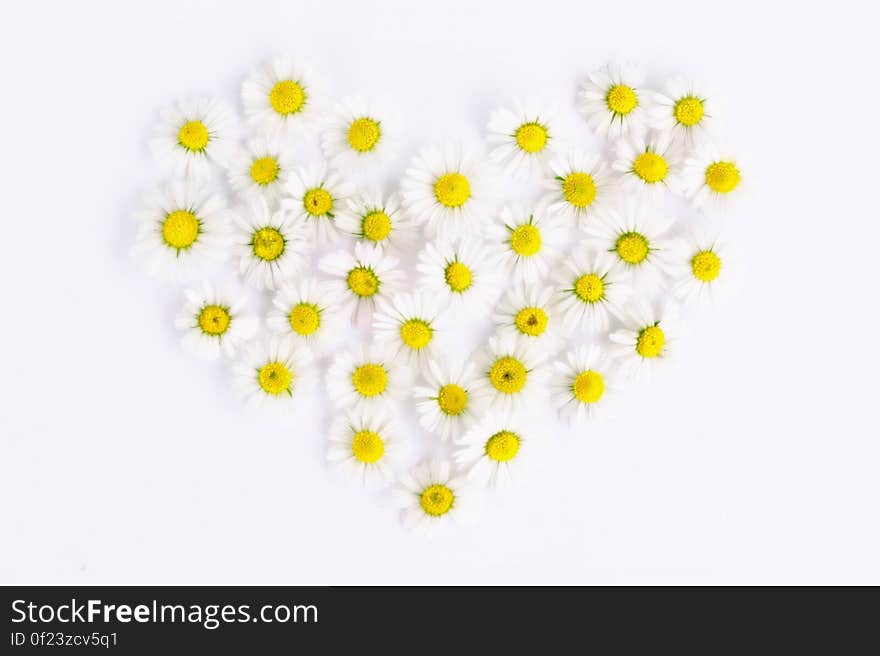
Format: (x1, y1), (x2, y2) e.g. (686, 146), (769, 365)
(133, 57), (743, 535)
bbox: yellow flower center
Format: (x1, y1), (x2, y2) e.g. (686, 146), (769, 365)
(161, 210), (200, 250)
(177, 120), (209, 152)
(433, 173), (471, 208)
(252, 227), (285, 261)
(258, 362), (293, 396)
(561, 172), (597, 208)
(510, 223), (542, 256)
(419, 484), (454, 517)
(351, 363), (388, 397)
(444, 261), (472, 292)
(351, 430), (385, 464)
(400, 319), (433, 350)
(632, 152), (668, 184)
(514, 122), (548, 153)
(606, 84), (638, 115)
(691, 250), (721, 282)
(361, 210), (392, 242)
(674, 96), (704, 126)
(514, 307), (548, 337)
(489, 356), (527, 395)
(574, 273), (604, 303)
(705, 161), (741, 194)
(250, 156), (280, 186)
(303, 188), (334, 216)
(484, 430), (520, 462)
(572, 370), (604, 404)
(636, 325), (665, 358)
(288, 302), (320, 336)
(437, 384), (467, 416)
(197, 305), (230, 336)
(269, 80), (306, 116)
(346, 266), (379, 297)
(347, 117), (381, 152)
(615, 232), (649, 265)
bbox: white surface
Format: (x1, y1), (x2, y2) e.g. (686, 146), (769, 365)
(1, 0), (878, 585)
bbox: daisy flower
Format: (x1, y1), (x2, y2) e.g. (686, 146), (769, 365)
(227, 134), (295, 205)
(612, 131), (683, 202)
(470, 332), (547, 415)
(174, 282), (257, 361)
(454, 411), (543, 488)
(241, 56), (325, 136)
(543, 150), (617, 228)
(151, 97), (235, 179)
(232, 336), (314, 407)
(319, 242), (403, 322)
(577, 62), (648, 140)
(283, 163), (354, 245)
(585, 203), (678, 288)
(131, 181), (230, 281)
(372, 293), (447, 368)
(486, 203), (566, 285)
(393, 459), (481, 535)
(550, 344), (624, 425)
(232, 197), (308, 290)
(670, 231), (732, 305)
(486, 98), (560, 178)
(334, 192), (416, 254)
(327, 407), (407, 488)
(326, 343), (408, 412)
(400, 144), (496, 243)
(492, 284), (563, 358)
(680, 141), (744, 213)
(416, 239), (501, 318)
(648, 76), (716, 146)
(552, 245), (631, 333)
(321, 96), (399, 171)
(609, 301), (682, 381)
(414, 359), (483, 442)
(267, 278), (343, 353)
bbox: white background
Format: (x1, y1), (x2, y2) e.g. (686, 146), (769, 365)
(1, 0), (878, 585)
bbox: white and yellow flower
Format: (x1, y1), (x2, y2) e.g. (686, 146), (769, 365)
(227, 134), (295, 205)
(486, 203), (566, 285)
(648, 76), (716, 146)
(471, 332), (547, 415)
(241, 56), (325, 136)
(552, 245), (631, 333)
(233, 197), (308, 290)
(670, 231), (732, 304)
(492, 284), (563, 358)
(151, 97), (235, 179)
(454, 411), (543, 488)
(267, 278), (343, 353)
(334, 192), (416, 254)
(609, 301), (682, 381)
(414, 359), (483, 442)
(232, 336), (314, 407)
(401, 144), (496, 243)
(373, 293), (447, 368)
(321, 96), (399, 171)
(393, 459), (481, 535)
(577, 62), (648, 140)
(283, 163), (354, 245)
(487, 99), (560, 178)
(680, 141), (744, 213)
(612, 131), (682, 202)
(131, 181), (230, 281)
(326, 343), (408, 412)
(550, 345), (623, 425)
(319, 242), (403, 322)
(174, 282), (257, 361)
(327, 407), (407, 488)
(416, 239), (501, 317)
(543, 150), (617, 227)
